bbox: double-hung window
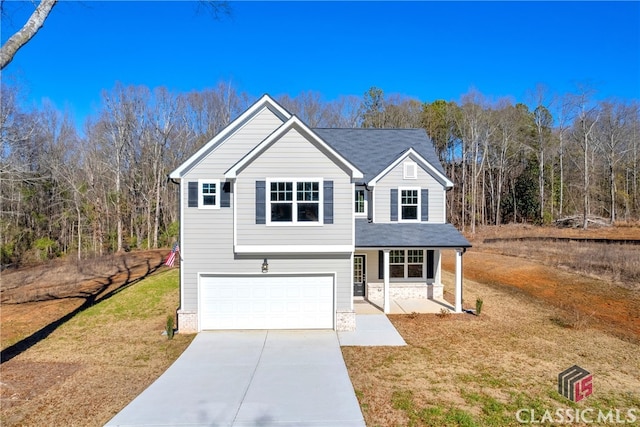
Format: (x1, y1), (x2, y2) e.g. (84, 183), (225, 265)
(198, 179), (220, 209)
(355, 188), (367, 216)
(400, 188), (419, 221)
(389, 249), (424, 279)
(269, 179), (321, 223)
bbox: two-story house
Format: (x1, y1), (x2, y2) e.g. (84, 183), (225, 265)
(169, 95), (471, 332)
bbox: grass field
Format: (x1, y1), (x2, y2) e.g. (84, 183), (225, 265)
(1, 269), (194, 427)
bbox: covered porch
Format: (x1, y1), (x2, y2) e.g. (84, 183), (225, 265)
(354, 221), (471, 314)
(354, 297), (455, 314)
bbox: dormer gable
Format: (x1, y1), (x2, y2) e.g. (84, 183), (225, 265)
(369, 148), (453, 189)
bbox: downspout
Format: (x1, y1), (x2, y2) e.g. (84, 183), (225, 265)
(364, 182), (373, 223)
(167, 175), (182, 329)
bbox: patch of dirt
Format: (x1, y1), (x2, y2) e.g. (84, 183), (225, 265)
(442, 225), (640, 344)
(0, 361), (83, 410)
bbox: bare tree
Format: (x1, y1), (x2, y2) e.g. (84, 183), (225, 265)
(594, 101), (634, 223)
(551, 93), (575, 217)
(0, 0), (57, 69)
(570, 86), (599, 229)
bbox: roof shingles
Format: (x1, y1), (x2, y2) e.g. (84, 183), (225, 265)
(312, 128), (445, 183)
(355, 220), (472, 248)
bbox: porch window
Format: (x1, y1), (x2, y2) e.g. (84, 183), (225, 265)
(389, 250), (405, 278)
(389, 249), (425, 279)
(269, 180), (321, 223)
(400, 189), (419, 221)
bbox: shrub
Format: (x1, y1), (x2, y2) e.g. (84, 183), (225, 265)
(476, 297), (484, 316)
(436, 308), (451, 318)
(166, 314), (175, 340)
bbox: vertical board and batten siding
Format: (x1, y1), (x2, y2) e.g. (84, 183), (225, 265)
(374, 156), (446, 223)
(180, 115), (354, 313)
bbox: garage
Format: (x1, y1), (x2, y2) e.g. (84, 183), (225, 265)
(199, 274), (334, 330)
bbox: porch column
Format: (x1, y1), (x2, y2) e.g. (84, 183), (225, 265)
(454, 248), (463, 313)
(383, 249), (390, 313)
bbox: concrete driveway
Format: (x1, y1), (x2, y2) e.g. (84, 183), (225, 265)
(105, 330), (365, 427)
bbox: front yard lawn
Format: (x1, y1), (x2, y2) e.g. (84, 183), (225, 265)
(342, 272), (640, 426)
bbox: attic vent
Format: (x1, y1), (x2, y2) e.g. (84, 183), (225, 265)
(403, 161), (417, 179)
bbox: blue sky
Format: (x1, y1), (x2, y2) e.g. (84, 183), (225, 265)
(2, 1), (639, 126)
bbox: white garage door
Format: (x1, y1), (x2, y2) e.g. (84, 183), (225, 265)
(199, 275), (334, 330)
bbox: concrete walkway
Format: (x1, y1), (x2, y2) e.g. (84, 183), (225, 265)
(337, 315), (406, 346)
(105, 331), (365, 427)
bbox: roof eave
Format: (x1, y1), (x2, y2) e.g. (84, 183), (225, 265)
(169, 94), (291, 179)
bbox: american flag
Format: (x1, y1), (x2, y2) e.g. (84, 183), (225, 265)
(164, 242), (179, 267)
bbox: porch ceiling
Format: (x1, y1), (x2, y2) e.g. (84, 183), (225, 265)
(355, 221), (472, 248)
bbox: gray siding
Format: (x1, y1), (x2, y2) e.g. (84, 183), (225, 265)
(180, 114), (354, 314)
(236, 128), (353, 246)
(374, 156), (446, 223)
(185, 107), (284, 179)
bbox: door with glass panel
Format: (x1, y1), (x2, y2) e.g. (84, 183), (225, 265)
(353, 255), (366, 297)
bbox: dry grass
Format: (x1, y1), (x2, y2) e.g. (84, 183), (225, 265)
(479, 240), (640, 290)
(343, 272), (640, 426)
(0, 269), (194, 427)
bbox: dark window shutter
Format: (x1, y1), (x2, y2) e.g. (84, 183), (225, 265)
(390, 189), (398, 221)
(427, 249), (435, 279)
(188, 182), (198, 207)
(323, 180), (333, 224)
(221, 181), (231, 207)
(378, 250), (384, 279)
(421, 189), (429, 221)
(256, 180), (266, 224)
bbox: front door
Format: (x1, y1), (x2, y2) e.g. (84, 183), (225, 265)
(353, 255), (366, 297)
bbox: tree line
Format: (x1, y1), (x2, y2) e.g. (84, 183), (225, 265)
(1, 81), (638, 266)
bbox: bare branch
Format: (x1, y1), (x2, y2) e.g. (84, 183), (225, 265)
(0, 0), (57, 70)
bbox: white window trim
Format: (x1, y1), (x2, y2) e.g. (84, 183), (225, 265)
(398, 186), (421, 223)
(266, 178), (324, 226)
(404, 161), (418, 179)
(198, 179), (220, 209)
(355, 187), (368, 217)
(389, 249), (425, 281)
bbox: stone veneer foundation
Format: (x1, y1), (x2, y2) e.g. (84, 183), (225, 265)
(336, 310), (356, 331)
(177, 310), (197, 334)
(178, 309), (357, 332)
(367, 283), (444, 300)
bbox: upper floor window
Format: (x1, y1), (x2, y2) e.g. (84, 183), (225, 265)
(400, 188), (419, 221)
(269, 180), (321, 223)
(355, 188), (367, 216)
(199, 179), (220, 209)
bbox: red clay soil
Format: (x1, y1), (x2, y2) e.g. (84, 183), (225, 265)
(443, 248), (640, 344)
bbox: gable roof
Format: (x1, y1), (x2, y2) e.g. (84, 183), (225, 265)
(169, 94), (291, 179)
(312, 128), (447, 184)
(225, 115), (364, 180)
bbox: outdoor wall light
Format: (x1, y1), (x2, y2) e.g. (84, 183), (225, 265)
(261, 258), (269, 273)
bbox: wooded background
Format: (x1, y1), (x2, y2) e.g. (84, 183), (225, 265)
(1, 82), (638, 266)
